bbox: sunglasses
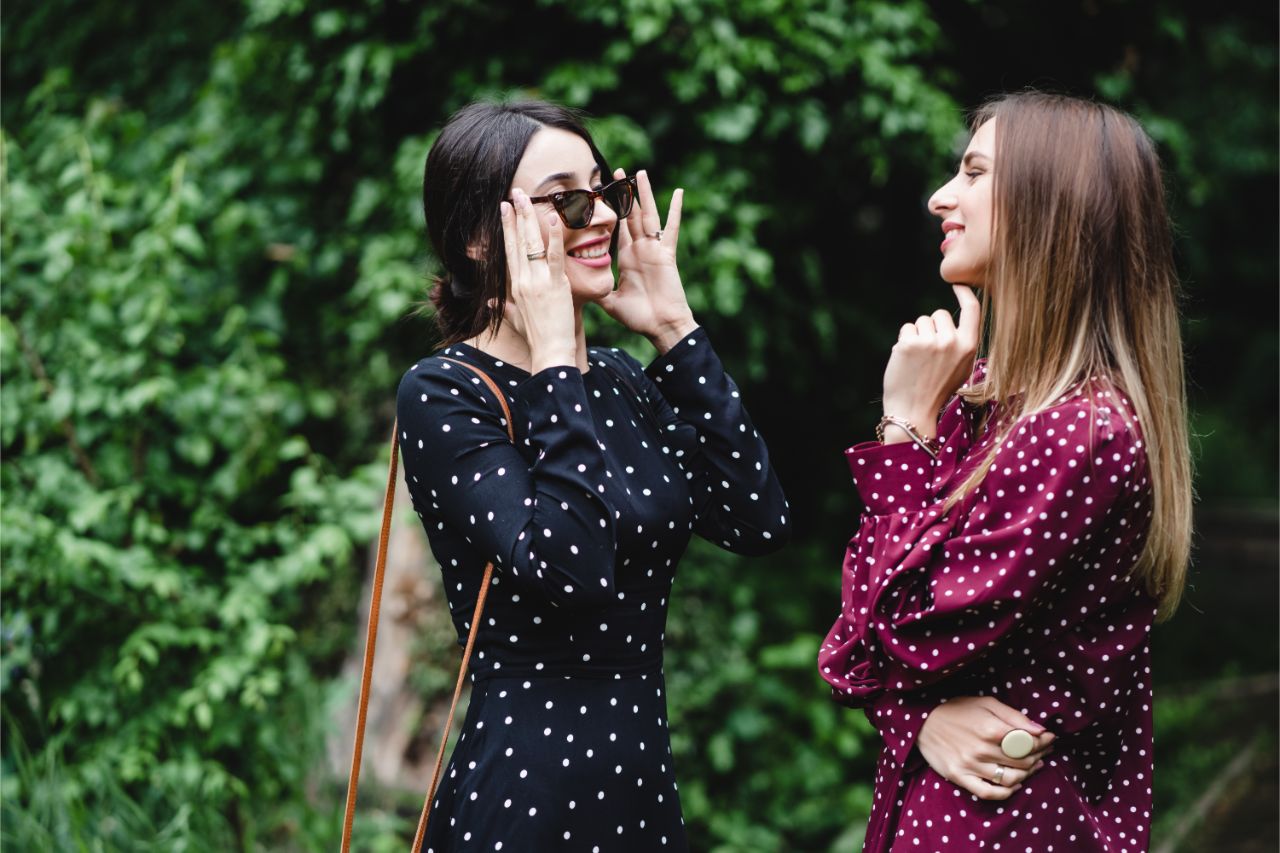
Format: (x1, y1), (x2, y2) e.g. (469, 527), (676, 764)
(516, 175), (638, 229)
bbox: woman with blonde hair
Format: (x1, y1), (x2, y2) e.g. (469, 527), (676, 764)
(818, 91), (1192, 852)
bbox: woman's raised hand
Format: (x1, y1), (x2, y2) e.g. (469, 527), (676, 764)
(881, 284), (982, 438)
(916, 696), (1056, 801)
(500, 189), (578, 373)
(598, 169), (698, 354)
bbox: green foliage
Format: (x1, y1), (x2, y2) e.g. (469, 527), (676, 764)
(2, 0), (1275, 849)
(0, 69), (387, 846)
(1149, 672), (1276, 848)
(666, 540), (878, 851)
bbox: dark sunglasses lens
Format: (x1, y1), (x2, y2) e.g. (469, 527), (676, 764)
(603, 180), (635, 218)
(555, 191), (593, 228)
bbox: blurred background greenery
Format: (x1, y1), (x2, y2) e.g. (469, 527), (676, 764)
(2, 0), (1275, 850)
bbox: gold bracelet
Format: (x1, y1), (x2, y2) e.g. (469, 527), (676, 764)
(876, 415), (940, 460)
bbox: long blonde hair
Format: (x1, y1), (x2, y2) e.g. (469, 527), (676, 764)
(948, 92), (1192, 620)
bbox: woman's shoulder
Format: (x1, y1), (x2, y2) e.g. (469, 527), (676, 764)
(397, 347), (501, 416)
(1010, 374), (1146, 464)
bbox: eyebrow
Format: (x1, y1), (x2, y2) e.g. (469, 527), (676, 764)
(535, 166), (602, 192)
(962, 151), (992, 168)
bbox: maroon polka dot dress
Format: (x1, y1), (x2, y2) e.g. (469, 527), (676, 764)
(819, 365), (1158, 852)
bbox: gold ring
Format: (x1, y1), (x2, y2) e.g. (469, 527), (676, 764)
(526, 250), (547, 261)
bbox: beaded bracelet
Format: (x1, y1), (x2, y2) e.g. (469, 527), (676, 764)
(876, 414), (940, 460)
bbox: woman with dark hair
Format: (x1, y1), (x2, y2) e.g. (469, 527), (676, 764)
(818, 91), (1192, 852)
(396, 100), (789, 851)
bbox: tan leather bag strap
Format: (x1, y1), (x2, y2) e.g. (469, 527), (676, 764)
(341, 358), (514, 852)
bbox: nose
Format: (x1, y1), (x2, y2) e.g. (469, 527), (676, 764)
(592, 194), (619, 228)
(928, 182), (958, 218)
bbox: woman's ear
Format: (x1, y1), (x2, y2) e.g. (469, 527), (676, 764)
(465, 240), (483, 261)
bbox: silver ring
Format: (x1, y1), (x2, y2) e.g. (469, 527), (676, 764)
(993, 764), (1006, 785)
(526, 250), (547, 261)
(647, 229), (663, 241)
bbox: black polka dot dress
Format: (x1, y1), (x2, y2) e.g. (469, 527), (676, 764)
(396, 328), (789, 852)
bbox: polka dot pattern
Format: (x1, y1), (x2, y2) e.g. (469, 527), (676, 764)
(818, 365), (1158, 852)
(396, 328), (788, 851)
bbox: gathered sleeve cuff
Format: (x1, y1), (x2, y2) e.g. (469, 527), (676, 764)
(867, 690), (934, 770)
(845, 440), (936, 515)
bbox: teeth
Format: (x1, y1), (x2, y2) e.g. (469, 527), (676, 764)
(570, 244), (608, 259)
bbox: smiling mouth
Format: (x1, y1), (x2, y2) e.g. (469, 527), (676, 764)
(567, 243), (609, 259)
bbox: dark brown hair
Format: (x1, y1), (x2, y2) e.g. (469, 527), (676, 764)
(423, 100), (611, 345)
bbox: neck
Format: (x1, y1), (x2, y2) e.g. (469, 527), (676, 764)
(466, 305), (590, 374)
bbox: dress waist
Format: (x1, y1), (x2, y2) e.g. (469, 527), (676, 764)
(469, 655), (663, 683)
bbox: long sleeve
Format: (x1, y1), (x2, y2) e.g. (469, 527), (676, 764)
(396, 358), (619, 608)
(819, 385), (1153, 740)
(604, 328), (790, 555)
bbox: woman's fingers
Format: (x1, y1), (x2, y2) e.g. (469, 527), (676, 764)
(616, 205), (635, 260)
(898, 323), (918, 341)
(960, 775), (1020, 801)
(914, 315), (937, 336)
(977, 746), (1040, 771)
(953, 283), (982, 348)
(545, 214), (565, 286)
(637, 169), (662, 235)
(1023, 746), (1054, 767)
(931, 307), (957, 335)
(500, 201), (523, 284)
(663, 187), (683, 250)
(984, 761), (1042, 789)
(986, 704), (1045, 734)
(610, 166), (637, 280)
(618, 168), (644, 242)
(982, 698), (1048, 739)
(515, 189), (545, 261)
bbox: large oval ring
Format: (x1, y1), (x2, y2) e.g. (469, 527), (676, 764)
(526, 249), (548, 261)
(1000, 728), (1036, 760)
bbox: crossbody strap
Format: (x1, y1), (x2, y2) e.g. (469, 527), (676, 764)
(341, 357), (514, 853)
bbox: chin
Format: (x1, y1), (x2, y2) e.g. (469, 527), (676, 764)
(939, 260), (986, 289)
(569, 268), (617, 302)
